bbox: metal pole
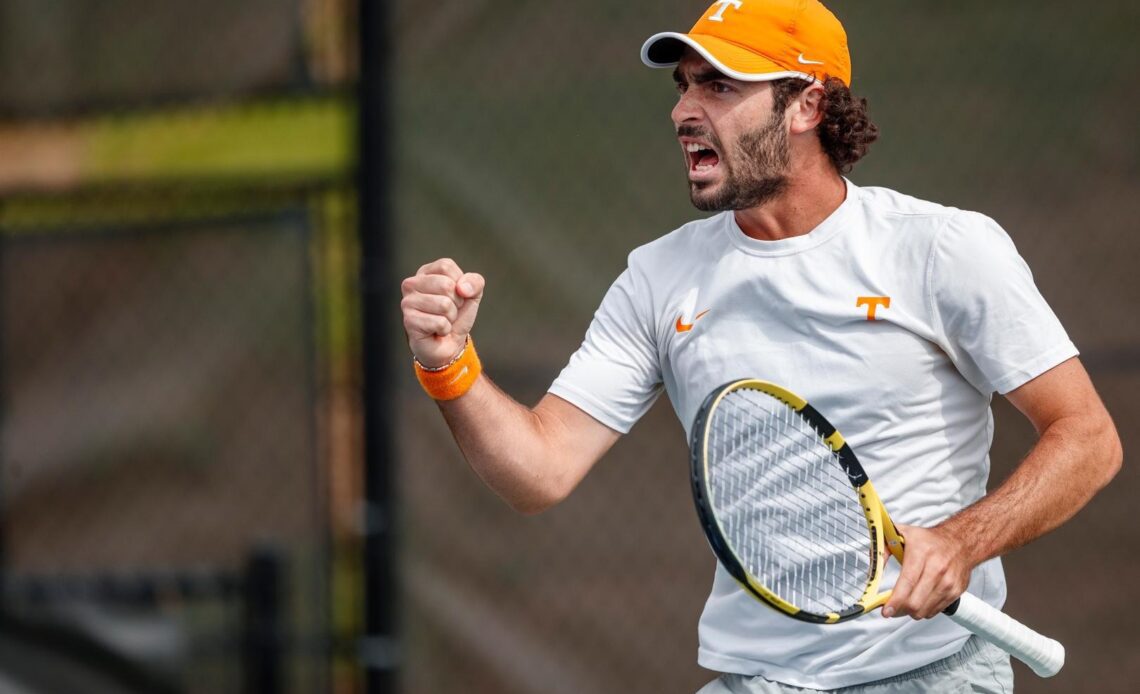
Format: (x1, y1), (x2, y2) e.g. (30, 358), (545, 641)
(358, 0), (398, 691)
(0, 233), (7, 595)
(243, 546), (285, 694)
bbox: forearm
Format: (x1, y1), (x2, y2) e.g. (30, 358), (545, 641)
(886, 359), (1121, 619)
(401, 258), (618, 514)
(938, 408), (1121, 567)
(437, 375), (591, 514)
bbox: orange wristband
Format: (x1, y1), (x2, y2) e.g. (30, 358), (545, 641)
(413, 337), (482, 401)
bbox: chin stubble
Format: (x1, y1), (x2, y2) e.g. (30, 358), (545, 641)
(689, 112), (791, 212)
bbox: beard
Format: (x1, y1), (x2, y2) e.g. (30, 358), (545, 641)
(686, 112), (790, 212)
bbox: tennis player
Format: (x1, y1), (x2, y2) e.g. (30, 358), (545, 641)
(400, 1), (1121, 691)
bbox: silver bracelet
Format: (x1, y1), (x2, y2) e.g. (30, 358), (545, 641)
(413, 336), (469, 372)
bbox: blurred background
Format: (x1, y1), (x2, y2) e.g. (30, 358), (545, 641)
(0, 1), (1135, 693)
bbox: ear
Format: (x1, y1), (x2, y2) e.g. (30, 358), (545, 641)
(788, 83), (826, 135)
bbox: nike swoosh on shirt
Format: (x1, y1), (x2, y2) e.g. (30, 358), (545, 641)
(797, 53), (825, 65)
(675, 309), (711, 333)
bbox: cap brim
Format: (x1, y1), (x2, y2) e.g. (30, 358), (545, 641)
(640, 31), (814, 83)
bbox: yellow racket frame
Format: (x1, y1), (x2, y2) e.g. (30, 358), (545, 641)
(691, 378), (905, 624)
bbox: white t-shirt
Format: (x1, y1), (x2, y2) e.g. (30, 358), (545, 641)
(548, 180), (1076, 689)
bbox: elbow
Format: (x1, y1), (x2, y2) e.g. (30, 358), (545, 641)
(511, 498), (557, 516)
(505, 477), (573, 516)
(507, 489), (567, 516)
(1091, 414), (1123, 490)
(1102, 428), (1123, 488)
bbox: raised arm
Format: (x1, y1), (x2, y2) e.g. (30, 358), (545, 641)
(884, 357), (1122, 619)
(401, 258), (620, 514)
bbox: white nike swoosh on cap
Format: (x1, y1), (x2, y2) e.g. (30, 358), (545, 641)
(797, 53), (825, 65)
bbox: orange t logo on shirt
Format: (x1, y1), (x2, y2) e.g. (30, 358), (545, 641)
(856, 296), (890, 320)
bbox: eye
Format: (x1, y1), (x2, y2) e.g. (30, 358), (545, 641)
(709, 81), (733, 94)
(674, 81), (688, 95)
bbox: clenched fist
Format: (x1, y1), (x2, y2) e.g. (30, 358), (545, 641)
(400, 258), (485, 368)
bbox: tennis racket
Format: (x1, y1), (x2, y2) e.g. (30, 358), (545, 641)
(689, 378), (1065, 678)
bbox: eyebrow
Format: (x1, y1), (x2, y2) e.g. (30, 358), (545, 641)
(672, 67), (728, 86)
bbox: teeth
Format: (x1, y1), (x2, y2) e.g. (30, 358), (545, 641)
(685, 142), (705, 152)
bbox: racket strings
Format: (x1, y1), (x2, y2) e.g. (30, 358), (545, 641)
(707, 389), (872, 615)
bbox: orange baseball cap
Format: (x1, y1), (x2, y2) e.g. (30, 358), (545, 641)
(641, 0), (852, 86)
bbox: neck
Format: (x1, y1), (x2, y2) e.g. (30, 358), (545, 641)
(733, 165), (847, 241)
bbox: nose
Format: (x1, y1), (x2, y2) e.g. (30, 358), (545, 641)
(671, 89), (701, 128)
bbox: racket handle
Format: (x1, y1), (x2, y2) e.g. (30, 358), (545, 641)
(944, 592), (1065, 678)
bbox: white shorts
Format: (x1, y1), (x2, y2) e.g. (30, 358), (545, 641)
(697, 637), (1014, 693)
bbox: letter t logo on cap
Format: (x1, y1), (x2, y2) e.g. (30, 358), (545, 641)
(708, 0), (743, 22)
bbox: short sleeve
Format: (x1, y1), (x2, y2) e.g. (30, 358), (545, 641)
(928, 211), (1077, 395)
(548, 265), (663, 433)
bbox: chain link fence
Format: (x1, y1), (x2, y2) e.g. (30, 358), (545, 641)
(0, 186), (353, 693)
(0, 1), (359, 692)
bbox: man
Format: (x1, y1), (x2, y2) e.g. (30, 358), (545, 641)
(400, 0), (1121, 691)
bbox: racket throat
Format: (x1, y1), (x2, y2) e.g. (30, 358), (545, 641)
(855, 481), (894, 613)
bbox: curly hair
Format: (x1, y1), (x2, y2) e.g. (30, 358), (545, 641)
(770, 77), (878, 173)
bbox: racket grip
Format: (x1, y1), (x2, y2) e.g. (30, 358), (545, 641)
(945, 592), (1065, 678)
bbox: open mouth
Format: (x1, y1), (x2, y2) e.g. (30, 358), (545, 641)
(684, 141), (721, 176)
